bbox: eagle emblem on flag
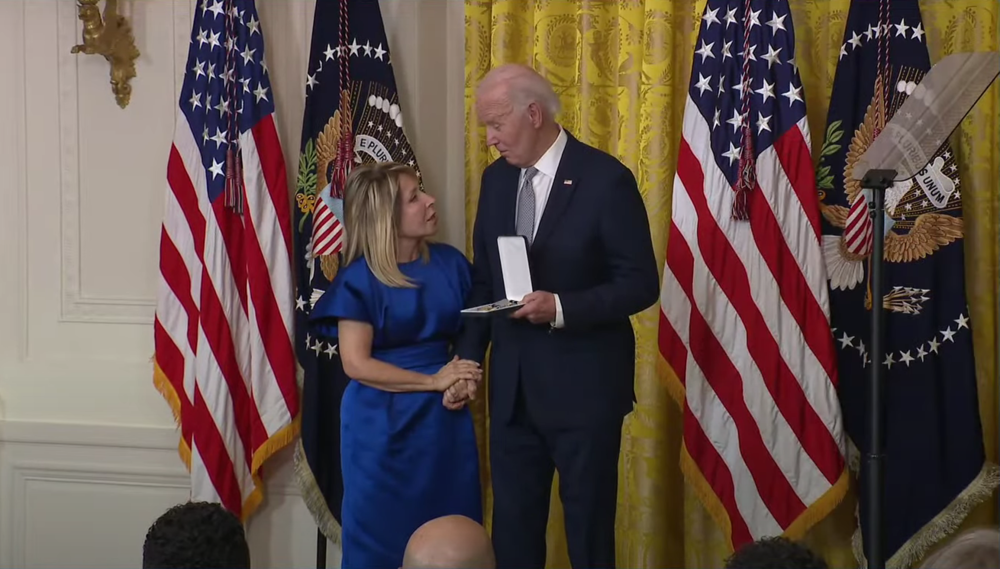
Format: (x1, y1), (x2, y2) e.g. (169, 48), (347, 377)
(296, 93), (351, 285)
(818, 69), (964, 309)
(295, 81), (417, 289)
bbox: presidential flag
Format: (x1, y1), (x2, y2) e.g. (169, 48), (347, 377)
(293, 0), (422, 542)
(817, 1), (999, 566)
(658, 0), (847, 549)
(153, 0), (299, 518)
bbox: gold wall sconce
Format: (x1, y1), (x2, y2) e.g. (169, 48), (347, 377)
(71, 0), (140, 109)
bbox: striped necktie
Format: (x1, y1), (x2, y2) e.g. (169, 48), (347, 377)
(516, 166), (538, 244)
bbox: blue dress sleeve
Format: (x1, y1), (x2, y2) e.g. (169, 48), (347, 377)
(309, 261), (372, 339)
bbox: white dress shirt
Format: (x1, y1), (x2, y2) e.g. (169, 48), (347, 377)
(517, 128), (569, 328)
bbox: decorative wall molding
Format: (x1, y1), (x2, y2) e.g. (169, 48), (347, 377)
(5, 461), (190, 568)
(0, 420), (313, 568)
(55, 1), (185, 325)
(0, 419), (178, 449)
(0, 421), (186, 568)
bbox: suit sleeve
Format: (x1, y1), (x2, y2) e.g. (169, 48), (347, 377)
(558, 167), (660, 327)
(453, 177), (493, 364)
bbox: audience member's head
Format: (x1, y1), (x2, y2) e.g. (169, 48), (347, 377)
(920, 527), (1000, 569)
(401, 515), (495, 569)
(724, 536), (828, 569)
(142, 501), (251, 569)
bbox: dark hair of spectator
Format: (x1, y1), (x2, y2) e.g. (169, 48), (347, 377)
(724, 536), (829, 569)
(142, 501), (251, 569)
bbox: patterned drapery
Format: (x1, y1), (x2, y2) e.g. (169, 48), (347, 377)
(463, 1), (998, 566)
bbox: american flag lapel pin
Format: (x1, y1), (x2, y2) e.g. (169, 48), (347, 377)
(563, 179), (573, 185)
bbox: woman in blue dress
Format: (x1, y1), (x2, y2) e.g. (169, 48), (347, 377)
(309, 162), (484, 569)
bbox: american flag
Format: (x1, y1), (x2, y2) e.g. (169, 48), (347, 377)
(153, 0), (299, 519)
(658, 0), (847, 548)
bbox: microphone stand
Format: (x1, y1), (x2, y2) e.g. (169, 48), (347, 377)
(861, 168), (896, 569)
(316, 528), (327, 569)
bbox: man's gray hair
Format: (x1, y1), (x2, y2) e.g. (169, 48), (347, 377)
(477, 63), (561, 119)
(919, 527), (1000, 569)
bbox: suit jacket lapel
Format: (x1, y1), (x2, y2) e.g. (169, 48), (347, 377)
(533, 135), (580, 249)
(497, 163), (520, 236)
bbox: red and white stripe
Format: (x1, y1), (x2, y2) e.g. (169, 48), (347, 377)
(844, 194), (874, 256)
(658, 96), (847, 547)
(310, 194), (343, 257)
(154, 109), (299, 519)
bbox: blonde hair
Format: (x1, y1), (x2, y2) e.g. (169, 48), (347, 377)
(341, 162), (426, 288)
(919, 527), (1000, 569)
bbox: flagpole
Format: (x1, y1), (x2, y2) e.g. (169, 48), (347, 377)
(316, 528), (327, 569)
(862, 168), (895, 569)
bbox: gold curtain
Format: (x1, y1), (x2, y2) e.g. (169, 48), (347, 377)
(463, 1), (999, 567)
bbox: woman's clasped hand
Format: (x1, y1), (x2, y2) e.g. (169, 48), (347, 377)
(433, 356), (483, 410)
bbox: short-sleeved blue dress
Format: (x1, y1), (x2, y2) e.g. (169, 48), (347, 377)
(309, 242), (483, 569)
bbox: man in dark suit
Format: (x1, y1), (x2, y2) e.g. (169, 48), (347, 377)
(455, 63), (660, 569)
